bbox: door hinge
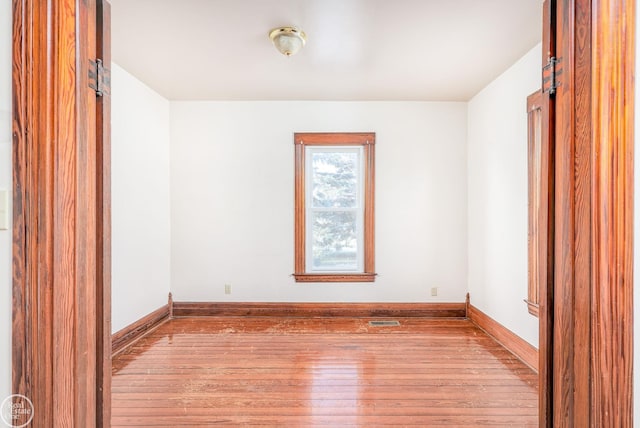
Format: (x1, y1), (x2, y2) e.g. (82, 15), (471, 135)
(542, 57), (562, 96)
(88, 59), (111, 97)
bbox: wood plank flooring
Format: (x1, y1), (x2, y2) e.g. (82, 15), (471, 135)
(112, 317), (538, 426)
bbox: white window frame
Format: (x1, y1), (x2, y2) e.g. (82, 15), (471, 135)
(304, 146), (365, 273)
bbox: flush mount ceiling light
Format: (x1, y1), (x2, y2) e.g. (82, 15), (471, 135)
(269, 26), (307, 57)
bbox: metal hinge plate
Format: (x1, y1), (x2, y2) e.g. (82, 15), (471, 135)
(88, 59), (111, 97)
(542, 56), (562, 95)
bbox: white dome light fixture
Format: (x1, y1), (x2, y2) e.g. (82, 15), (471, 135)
(269, 27), (307, 57)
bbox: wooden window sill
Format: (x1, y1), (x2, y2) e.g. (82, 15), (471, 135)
(294, 273), (377, 283)
(524, 299), (539, 317)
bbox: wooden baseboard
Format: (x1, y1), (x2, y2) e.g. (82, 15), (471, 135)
(113, 300), (537, 373)
(467, 304), (538, 372)
(112, 304), (170, 356)
(172, 302), (467, 318)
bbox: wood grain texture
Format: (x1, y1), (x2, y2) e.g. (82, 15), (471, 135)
(76, 0), (98, 424)
(172, 302), (467, 318)
(12, 0), (109, 426)
(553, 0), (589, 425)
(294, 138), (306, 276)
(551, 0), (634, 425)
(11, 0), (31, 418)
(571, 2), (593, 426)
(112, 317), (538, 426)
(112, 305), (170, 356)
(293, 273), (377, 282)
(539, 1), (556, 426)
(527, 89), (544, 319)
(96, 2), (112, 426)
(468, 305), (539, 373)
(294, 132), (376, 146)
(363, 141), (375, 273)
(294, 132), (375, 282)
(590, 0), (634, 425)
(13, 1), (72, 425)
(52, 0), (80, 415)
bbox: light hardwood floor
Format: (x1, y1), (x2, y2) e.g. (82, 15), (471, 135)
(112, 317), (538, 426)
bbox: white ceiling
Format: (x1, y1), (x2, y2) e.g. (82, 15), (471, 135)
(110, 0), (542, 101)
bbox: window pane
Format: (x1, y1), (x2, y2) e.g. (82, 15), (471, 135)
(311, 152), (358, 208)
(311, 211), (358, 270)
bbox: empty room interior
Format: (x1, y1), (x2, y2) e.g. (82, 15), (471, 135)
(104, 0), (543, 425)
(3, 0), (634, 426)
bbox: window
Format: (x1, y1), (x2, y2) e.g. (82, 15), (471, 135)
(294, 133), (375, 282)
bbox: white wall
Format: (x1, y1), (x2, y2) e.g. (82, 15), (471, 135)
(170, 102), (468, 302)
(0, 0), (11, 402)
(111, 63), (171, 333)
(467, 44), (541, 347)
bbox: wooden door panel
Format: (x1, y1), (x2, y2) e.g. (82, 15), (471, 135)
(553, 0), (592, 425)
(589, 0), (634, 424)
(538, 2), (555, 426)
(551, 0), (634, 426)
(12, 0), (111, 426)
(96, 1), (113, 426)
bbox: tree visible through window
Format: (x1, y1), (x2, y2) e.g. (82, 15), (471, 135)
(294, 133), (375, 282)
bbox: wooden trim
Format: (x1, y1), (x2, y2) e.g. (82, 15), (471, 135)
(12, 0), (110, 425)
(527, 89), (545, 319)
(524, 300), (540, 317)
(539, 1), (556, 425)
(11, 0), (31, 415)
(168, 292), (174, 317)
(172, 302), (467, 318)
(76, 0), (99, 421)
(111, 305), (170, 356)
(467, 305), (539, 373)
(552, 0), (584, 423)
(294, 132), (376, 146)
(293, 132), (376, 282)
(589, 0), (634, 424)
(363, 142), (375, 274)
(554, 1), (593, 424)
(95, 1), (112, 426)
(293, 273), (376, 282)
(294, 141), (306, 275)
(464, 293), (470, 318)
(551, 0), (634, 425)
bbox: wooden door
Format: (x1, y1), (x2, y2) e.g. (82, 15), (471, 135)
(12, 0), (112, 426)
(95, 2), (113, 426)
(549, 0), (634, 426)
(538, 2), (556, 426)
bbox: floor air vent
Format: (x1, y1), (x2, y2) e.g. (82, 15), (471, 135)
(368, 320), (400, 327)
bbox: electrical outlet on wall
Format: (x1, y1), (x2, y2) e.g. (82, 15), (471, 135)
(224, 284), (232, 295)
(431, 287), (438, 297)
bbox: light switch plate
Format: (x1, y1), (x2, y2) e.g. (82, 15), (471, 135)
(0, 190), (8, 230)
